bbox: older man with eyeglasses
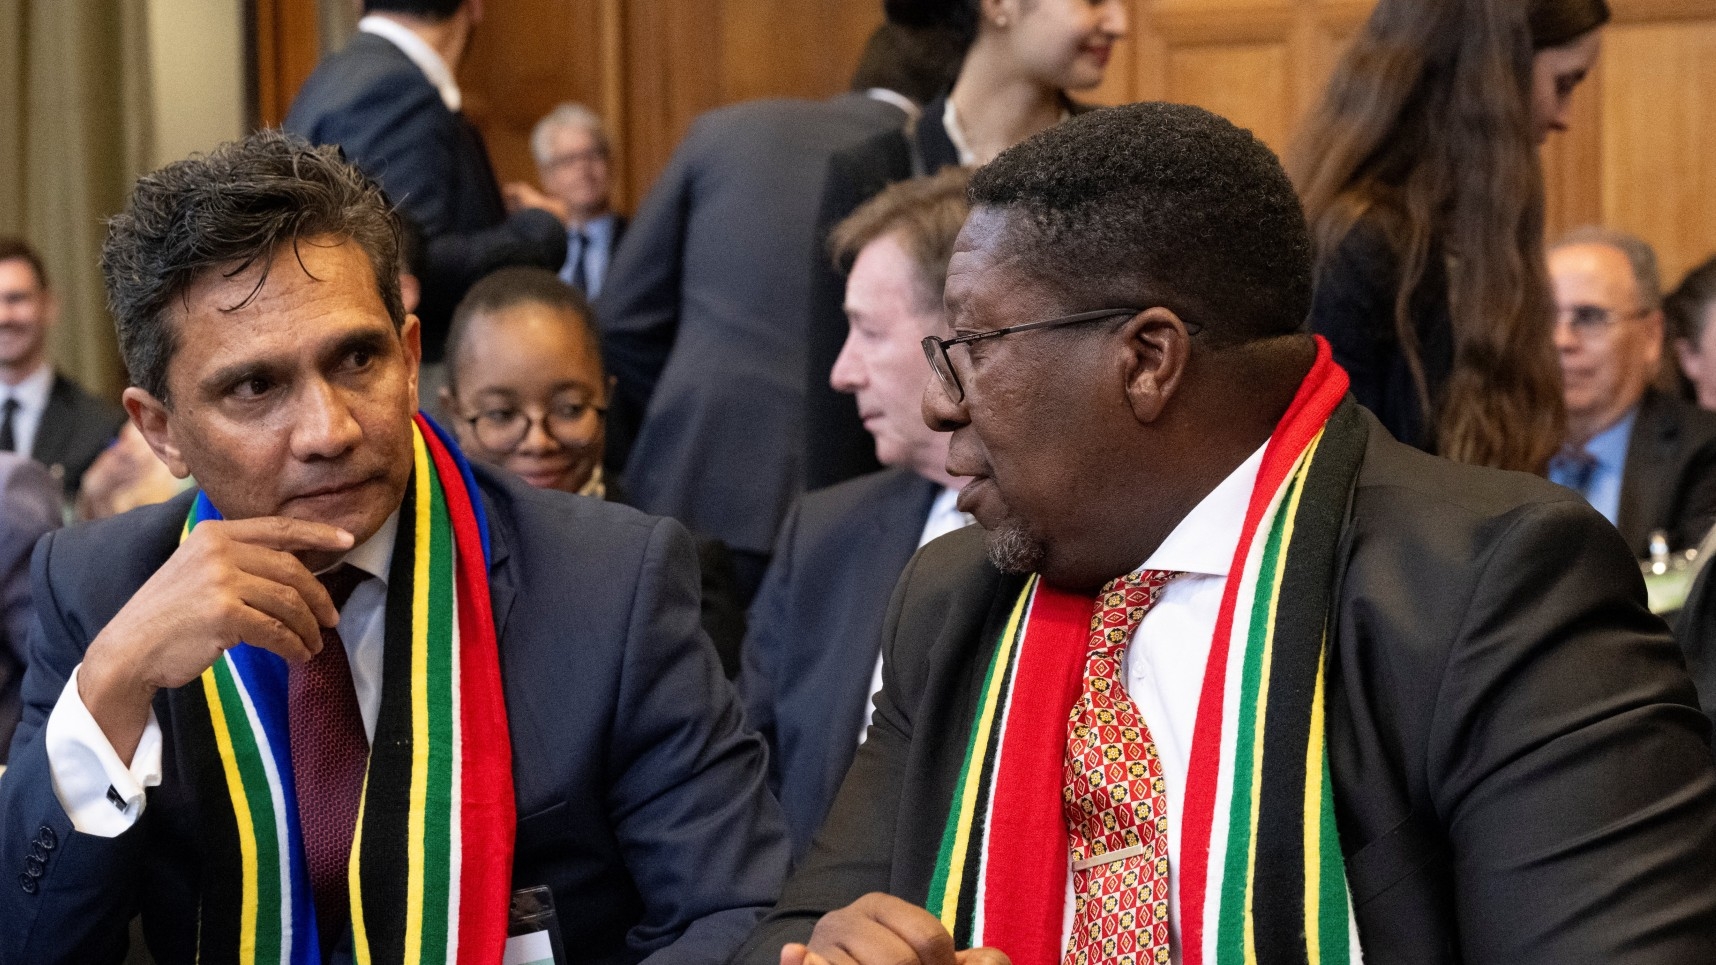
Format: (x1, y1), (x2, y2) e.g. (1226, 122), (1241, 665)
(1549, 227), (1716, 556)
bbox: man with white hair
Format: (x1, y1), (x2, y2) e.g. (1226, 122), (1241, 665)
(521, 103), (625, 300)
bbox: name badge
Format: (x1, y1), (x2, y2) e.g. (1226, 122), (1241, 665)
(504, 885), (565, 965)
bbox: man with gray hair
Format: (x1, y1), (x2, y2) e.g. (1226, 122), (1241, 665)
(1549, 226), (1716, 554)
(515, 103), (625, 299)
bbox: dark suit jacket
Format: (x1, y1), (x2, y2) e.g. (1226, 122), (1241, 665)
(737, 468), (941, 857)
(1309, 212), (1454, 454)
(0, 465), (791, 965)
(1618, 389), (1716, 555)
(801, 98), (963, 492)
(0, 454), (60, 763)
(284, 32), (566, 361)
(736, 411), (1716, 964)
(597, 92), (910, 556)
(34, 371), (124, 498)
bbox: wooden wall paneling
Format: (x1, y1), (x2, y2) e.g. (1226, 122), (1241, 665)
(1539, 56), (1604, 245)
(620, 0), (724, 208)
(719, 0), (880, 106)
(1598, 16), (1716, 284)
(1151, 6), (1298, 155)
(250, 0), (320, 128)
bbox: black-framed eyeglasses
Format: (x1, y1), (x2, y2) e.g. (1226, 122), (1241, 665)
(922, 308), (1200, 403)
(460, 399), (606, 454)
(1557, 304), (1652, 339)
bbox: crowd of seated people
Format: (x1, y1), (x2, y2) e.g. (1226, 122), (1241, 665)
(6, 0), (1716, 963)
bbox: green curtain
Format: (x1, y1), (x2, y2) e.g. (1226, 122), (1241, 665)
(0, 0), (154, 400)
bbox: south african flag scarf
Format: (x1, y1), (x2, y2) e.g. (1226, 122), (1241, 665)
(172, 413), (516, 965)
(925, 337), (1367, 965)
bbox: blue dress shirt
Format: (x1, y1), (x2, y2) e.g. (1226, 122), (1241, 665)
(1550, 406), (1638, 526)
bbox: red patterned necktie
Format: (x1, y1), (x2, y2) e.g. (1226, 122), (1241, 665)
(289, 563), (371, 957)
(1063, 569), (1180, 965)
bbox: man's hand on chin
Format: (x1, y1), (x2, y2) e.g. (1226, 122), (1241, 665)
(780, 893), (1012, 965)
(78, 515), (354, 764)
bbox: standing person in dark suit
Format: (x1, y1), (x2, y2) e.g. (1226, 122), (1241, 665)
(517, 103), (627, 302)
(0, 453), (60, 763)
(740, 169), (973, 858)
(0, 238), (125, 500)
(284, 0), (566, 366)
(438, 267), (746, 675)
(803, 0), (1126, 491)
(1548, 227), (1716, 555)
(1293, 0), (1608, 473)
(598, 15), (965, 604)
(736, 103), (1716, 965)
(0, 132), (787, 965)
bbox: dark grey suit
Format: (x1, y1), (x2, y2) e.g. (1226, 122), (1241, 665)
(0, 454), (60, 762)
(597, 93), (910, 559)
(33, 371), (124, 498)
(737, 468), (941, 857)
(737, 409), (1716, 964)
(0, 465), (790, 965)
(1618, 388), (1716, 555)
(284, 32), (565, 361)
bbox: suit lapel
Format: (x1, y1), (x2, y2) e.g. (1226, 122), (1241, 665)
(30, 373), (73, 468)
(1618, 393), (1674, 554)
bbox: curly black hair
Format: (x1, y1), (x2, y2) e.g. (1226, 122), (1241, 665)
(102, 129), (404, 404)
(968, 101), (1312, 346)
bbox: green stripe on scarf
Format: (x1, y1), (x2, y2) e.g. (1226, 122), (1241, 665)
(211, 658), (285, 963)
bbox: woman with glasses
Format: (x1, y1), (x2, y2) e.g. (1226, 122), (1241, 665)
(806, 0), (1128, 490)
(1292, 0), (1609, 473)
(441, 267), (746, 672)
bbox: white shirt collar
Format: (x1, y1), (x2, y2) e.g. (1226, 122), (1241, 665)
(1, 362), (53, 413)
(1138, 443), (1266, 578)
(919, 485), (972, 549)
(865, 88), (921, 123)
(359, 15), (461, 112)
(338, 507), (400, 585)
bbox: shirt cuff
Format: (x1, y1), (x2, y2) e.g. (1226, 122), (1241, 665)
(44, 664), (163, 837)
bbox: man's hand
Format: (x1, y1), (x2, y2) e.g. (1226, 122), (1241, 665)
(501, 182), (570, 225)
(780, 893), (1012, 965)
(77, 516), (353, 763)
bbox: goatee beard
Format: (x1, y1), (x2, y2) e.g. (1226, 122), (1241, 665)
(985, 520), (1046, 575)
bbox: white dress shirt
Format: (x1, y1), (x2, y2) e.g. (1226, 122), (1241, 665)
(45, 511), (400, 836)
(1057, 444), (1265, 962)
(0, 361), (54, 461)
(859, 485), (971, 745)
(358, 15), (461, 112)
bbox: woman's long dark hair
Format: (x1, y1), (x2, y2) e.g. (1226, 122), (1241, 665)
(1290, 0), (1608, 473)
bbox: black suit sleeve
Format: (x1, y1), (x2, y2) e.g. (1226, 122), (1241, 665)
(596, 124), (698, 471)
(735, 501), (803, 795)
(0, 532), (143, 965)
(604, 516), (790, 963)
(730, 538), (934, 958)
(1426, 500), (1716, 962)
(1310, 223), (1400, 427)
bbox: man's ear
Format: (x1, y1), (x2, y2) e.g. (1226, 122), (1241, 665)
(401, 313), (423, 404)
(1119, 307), (1193, 425)
(122, 387), (191, 479)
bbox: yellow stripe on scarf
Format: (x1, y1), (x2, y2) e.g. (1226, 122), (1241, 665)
(936, 579), (1034, 933)
(203, 664), (260, 965)
(1242, 430), (1322, 964)
(405, 428), (434, 962)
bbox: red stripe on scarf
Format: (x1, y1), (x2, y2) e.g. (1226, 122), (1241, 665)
(1177, 338), (1348, 965)
(418, 414), (517, 965)
(982, 584), (1094, 964)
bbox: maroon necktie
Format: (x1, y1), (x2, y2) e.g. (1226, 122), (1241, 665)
(289, 563), (371, 956)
